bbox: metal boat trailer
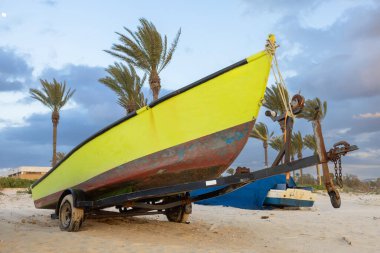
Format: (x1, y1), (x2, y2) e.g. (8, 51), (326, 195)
(54, 140), (357, 231)
(54, 95), (358, 231)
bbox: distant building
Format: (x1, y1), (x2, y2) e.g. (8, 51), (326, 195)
(7, 166), (51, 180)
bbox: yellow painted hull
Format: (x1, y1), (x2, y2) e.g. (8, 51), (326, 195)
(32, 49), (273, 208)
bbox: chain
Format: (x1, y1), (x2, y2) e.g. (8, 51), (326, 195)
(333, 155), (344, 188)
(338, 157), (343, 183)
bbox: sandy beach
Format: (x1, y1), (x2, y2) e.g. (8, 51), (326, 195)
(0, 188), (379, 253)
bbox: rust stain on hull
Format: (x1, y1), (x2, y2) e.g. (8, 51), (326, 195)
(35, 121), (254, 209)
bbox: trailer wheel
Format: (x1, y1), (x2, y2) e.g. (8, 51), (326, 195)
(59, 194), (84, 232)
(165, 195), (192, 223)
(328, 190), (341, 208)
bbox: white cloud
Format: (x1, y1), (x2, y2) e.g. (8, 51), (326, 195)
(354, 131), (380, 143)
(299, 0), (373, 30)
(353, 112), (380, 119)
(348, 148), (380, 159)
(325, 127), (351, 138)
(0, 91), (77, 129)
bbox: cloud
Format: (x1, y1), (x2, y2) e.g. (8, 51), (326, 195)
(353, 130), (380, 144)
(325, 127), (351, 138)
(0, 62), (175, 167)
(0, 47), (33, 91)
(40, 0), (57, 6)
(353, 112), (380, 119)
(348, 148), (380, 159)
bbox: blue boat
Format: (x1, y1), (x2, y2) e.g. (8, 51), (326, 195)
(191, 175), (315, 210)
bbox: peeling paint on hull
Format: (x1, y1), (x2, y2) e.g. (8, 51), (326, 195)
(34, 121), (254, 209)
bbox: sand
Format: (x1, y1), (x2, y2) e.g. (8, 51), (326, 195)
(0, 188), (379, 253)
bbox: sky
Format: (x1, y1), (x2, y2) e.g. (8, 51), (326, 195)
(0, 0), (379, 179)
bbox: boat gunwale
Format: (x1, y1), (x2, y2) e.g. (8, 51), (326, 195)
(31, 57), (253, 189)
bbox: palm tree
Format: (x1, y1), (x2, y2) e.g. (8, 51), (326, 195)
(249, 122), (273, 167)
(105, 18), (181, 101)
(56, 152), (66, 163)
(263, 84), (289, 122)
(299, 97), (327, 122)
(99, 63), (147, 114)
(292, 131), (305, 184)
(30, 79), (75, 167)
(269, 136), (284, 154)
(304, 134), (321, 185)
(300, 98), (327, 185)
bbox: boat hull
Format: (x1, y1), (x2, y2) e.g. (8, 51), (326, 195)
(35, 121), (254, 209)
(264, 189), (316, 208)
(32, 49), (273, 209)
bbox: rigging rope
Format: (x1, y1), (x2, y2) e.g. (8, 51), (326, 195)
(265, 35), (295, 119)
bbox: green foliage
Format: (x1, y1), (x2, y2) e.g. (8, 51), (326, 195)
(226, 168), (235, 176)
(106, 18), (181, 74)
(56, 152), (66, 163)
(296, 174), (380, 193)
(341, 174), (379, 193)
(292, 131), (304, 157)
(250, 122), (273, 143)
(99, 63), (147, 113)
(263, 84), (289, 115)
(105, 18), (181, 100)
(303, 134), (317, 154)
(295, 173), (316, 185)
(0, 177), (36, 188)
(29, 79), (75, 113)
(269, 135), (284, 151)
(299, 97), (327, 121)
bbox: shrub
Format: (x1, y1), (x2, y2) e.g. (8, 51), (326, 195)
(0, 177), (36, 188)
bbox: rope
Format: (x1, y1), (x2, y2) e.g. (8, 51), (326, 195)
(265, 35), (295, 119)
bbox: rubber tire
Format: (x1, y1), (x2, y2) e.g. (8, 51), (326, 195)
(328, 190), (341, 209)
(164, 195), (192, 223)
(166, 204), (191, 223)
(59, 194), (84, 232)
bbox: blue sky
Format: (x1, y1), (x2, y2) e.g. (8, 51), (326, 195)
(0, 0), (379, 178)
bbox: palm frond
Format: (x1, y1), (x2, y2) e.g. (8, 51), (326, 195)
(30, 79), (75, 112)
(263, 84), (290, 115)
(299, 97), (327, 121)
(291, 131), (304, 156)
(250, 122), (272, 142)
(304, 134), (317, 154)
(99, 62), (146, 113)
(105, 18), (181, 100)
(269, 135), (284, 151)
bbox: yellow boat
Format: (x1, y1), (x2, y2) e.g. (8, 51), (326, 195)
(31, 35), (275, 209)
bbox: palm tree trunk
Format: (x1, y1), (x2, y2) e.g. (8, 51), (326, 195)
(316, 163), (321, 185)
(263, 141), (268, 167)
(298, 152), (303, 184)
(149, 70), (161, 101)
(291, 155), (295, 181)
(51, 110), (60, 167)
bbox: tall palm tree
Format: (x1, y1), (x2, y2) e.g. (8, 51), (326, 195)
(304, 134), (321, 185)
(249, 122), (273, 167)
(105, 18), (181, 101)
(30, 79), (75, 166)
(300, 98), (327, 185)
(99, 63), (147, 114)
(292, 131), (305, 184)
